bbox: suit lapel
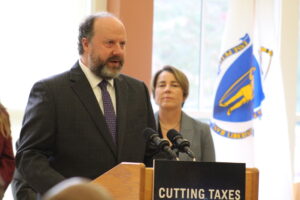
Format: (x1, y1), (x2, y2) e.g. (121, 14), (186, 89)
(114, 76), (128, 159)
(180, 112), (194, 141)
(69, 63), (117, 157)
(179, 112), (194, 161)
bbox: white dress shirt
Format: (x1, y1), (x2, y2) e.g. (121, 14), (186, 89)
(79, 60), (117, 114)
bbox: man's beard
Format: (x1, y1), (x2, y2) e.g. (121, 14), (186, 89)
(89, 55), (124, 79)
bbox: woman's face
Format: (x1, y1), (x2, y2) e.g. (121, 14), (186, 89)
(154, 71), (184, 110)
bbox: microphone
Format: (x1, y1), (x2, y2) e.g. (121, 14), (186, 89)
(167, 129), (196, 161)
(143, 128), (178, 160)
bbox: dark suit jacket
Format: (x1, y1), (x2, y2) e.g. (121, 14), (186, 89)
(15, 62), (156, 196)
(155, 111), (215, 162)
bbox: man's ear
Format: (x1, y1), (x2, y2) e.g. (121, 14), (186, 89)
(81, 37), (89, 52)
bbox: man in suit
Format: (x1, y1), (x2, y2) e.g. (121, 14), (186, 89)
(13, 12), (156, 199)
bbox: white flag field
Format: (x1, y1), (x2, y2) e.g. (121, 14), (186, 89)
(210, 0), (293, 199)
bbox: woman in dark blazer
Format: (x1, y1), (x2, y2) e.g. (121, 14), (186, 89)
(152, 65), (215, 162)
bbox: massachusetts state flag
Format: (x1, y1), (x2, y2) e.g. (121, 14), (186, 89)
(209, 0), (262, 165)
(210, 0), (293, 199)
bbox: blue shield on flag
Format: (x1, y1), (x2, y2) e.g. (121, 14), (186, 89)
(210, 33), (264, 139)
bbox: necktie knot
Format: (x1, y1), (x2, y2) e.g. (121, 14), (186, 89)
(99, 80), (108, 90)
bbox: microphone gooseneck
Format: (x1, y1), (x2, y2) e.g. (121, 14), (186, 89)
(167, 129), (196, 161)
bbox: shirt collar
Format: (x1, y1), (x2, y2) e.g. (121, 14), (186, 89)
(79, 59), (114, 88)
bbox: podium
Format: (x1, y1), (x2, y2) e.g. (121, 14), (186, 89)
(92, 162), (259, 200)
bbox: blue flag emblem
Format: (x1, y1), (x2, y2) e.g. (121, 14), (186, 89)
(211, 34), (264, 139)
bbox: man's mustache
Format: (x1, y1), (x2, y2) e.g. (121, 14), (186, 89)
(107, 56), (124, 65)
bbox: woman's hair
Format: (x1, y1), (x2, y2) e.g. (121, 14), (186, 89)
(152, 65), (189, 100)
(0, 103), (11, 138)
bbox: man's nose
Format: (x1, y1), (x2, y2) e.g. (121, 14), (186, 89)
(112, 43), (125, 55)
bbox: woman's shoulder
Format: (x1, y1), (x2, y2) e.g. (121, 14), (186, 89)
(181, 111), (210, 130)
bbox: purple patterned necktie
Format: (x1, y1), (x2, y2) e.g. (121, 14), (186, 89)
(99, 80), (117, 143)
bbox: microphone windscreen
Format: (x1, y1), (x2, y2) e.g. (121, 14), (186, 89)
(143, 128), (157, 140)
(167, 129), (182, 142)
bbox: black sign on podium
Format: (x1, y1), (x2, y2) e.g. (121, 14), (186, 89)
(153, 160), (245, 200)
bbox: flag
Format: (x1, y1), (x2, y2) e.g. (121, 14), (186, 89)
(210, 0), (262, 165)
(253, 0), (293, 199)
(210, 0), (293, 199)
